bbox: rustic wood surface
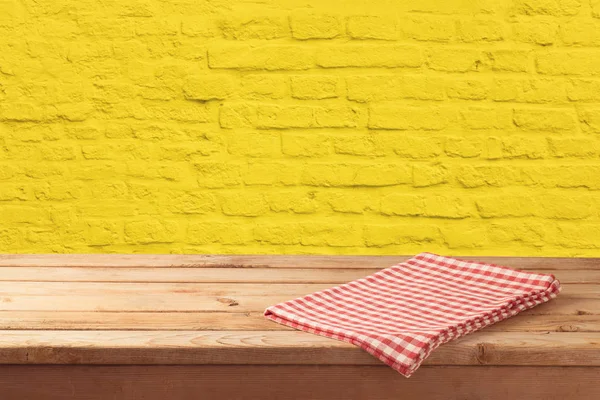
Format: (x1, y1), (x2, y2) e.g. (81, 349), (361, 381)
(0, 255), (597, 367)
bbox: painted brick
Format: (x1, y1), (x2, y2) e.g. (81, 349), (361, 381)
(442, 224), (488, 249)
(459, 107), (512, 129)
(413, 164), (449, 187)
(522, 166), (600, 189)
(537, 50), (600, 76)
(457, 18), (504, 42)
(166, 191), (216, 214)
(221, 192), (269, 216)
(567, 79), (600, 101)
(428, 48), (491, 72)
(220, 103), (257, 128)
(512, 0), (581, 16)
(548, 137), (599, 157)
(181, 17), (220, 37)
(291, 76), (340, 100)
(209, 44), (313, 70)
(187, 222), (252, 245)
(379, 134), (444, 159)
(369, 105), (454, 130)
(492, 78), (567, 104)
(333, 133), (383, 156)
(2, 0), (600, 256)
(316, 45), (422, 68)
(324, 191), (373, 214)
(445, 138), (483, 158)
(240, 75), (287, 100)
(476, 195), (536, 218)
(281, 132), (332, 157)
(501, 136), (548, 159)
(513, 108), (577, 131)
(245, 162), (301, 186)
(267, 190), (318, 214)
(455, 165), (521, 188)
(446, 78), (489, 100)
(301, 163), (410, 187)
(299, 223), (363, 247)
(227, 131), (281, 157)
(424, 195), (470, 219)
(552, 224), (600, 249)
(381, 194), (424, 216)
(347, 75), (446, 102)
(490, 50), (531, 72)
(314, 106), (361, 128)
(257, 105), (315, 128)
(489, 222), (545, 247)
(347, 15), (397, 40)
(220, 15), (288, 40)
(401, 15), (456, 42)
(579, 108), (600, 134)
(365, 224), (440, 247)
(195, 162), (242, 188)
(183, 75), (235, 100)
(124, 220), (179, 244)
(511, 18), (558, 45)
(290, 12), (341, 39)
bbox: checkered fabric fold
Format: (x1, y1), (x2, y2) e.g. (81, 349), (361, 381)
(264, 252), (561, 377)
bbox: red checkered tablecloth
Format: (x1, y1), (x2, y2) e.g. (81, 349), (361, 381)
(264, 252), (561, 377)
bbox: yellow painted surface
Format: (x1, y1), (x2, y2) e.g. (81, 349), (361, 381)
(1, 0), (599, 255)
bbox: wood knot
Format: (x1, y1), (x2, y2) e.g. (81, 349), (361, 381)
(558, 324), (578, 332)
(217, 297), (239, 306)
(476, 343), (493, 365)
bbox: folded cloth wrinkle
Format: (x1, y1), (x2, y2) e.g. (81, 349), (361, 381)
(264, 252), (561, 377)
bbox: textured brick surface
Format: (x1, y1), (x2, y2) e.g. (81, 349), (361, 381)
(1, 0), (599, 256)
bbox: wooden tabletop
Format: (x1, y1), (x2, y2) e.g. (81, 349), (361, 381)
(0, 254), (598, 367)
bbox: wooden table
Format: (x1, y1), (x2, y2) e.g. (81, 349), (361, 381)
(0, 255), (598, 400)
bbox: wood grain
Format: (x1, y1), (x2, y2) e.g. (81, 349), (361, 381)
(0, 254), (596, 374)
(520, 297), (599, 316)
(0, 330), (597, 366)
(0, 267), (378, 283)
(0, 267), (594, 283)
(1, 254), (598, 269)
(0, 311), (284, 331)
(0, 365), (597, 400)
(0, 311), (598, 332)
(0, 281), (594, 311)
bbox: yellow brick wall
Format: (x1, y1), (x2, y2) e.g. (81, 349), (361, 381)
(1, 0), (599, 256)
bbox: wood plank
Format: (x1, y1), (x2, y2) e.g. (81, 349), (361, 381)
(0, 330), (597, 366)
(520, 297), (599, 316)
(0, 267), (379, 283)
(0, 282), (594, 312)
(484, 314), (600, 332)
(1, 311), (599, 332)
(0, 282), (326, 312)
(1, 254), (598, 270)
(0, 267), (594, 283)
(0, 311), (283, 331)
(0, 365), (597, 400)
